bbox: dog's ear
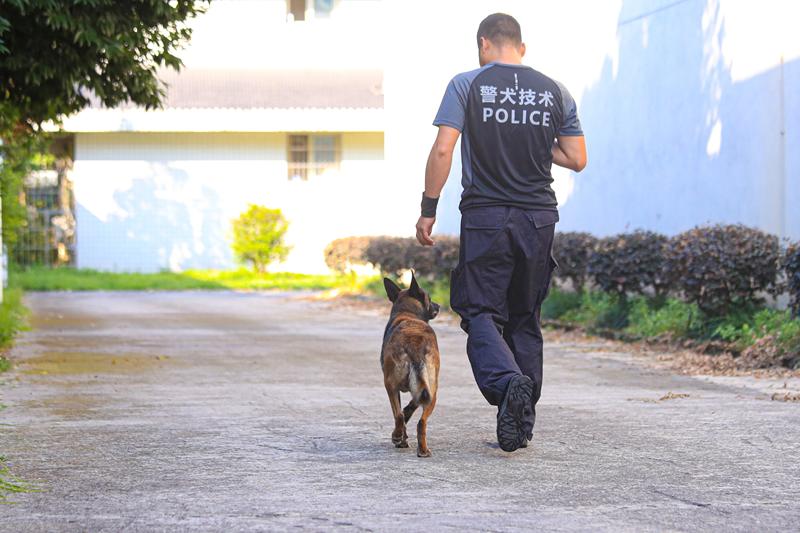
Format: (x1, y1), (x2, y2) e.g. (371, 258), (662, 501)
(409, 270), (422, 297)
(383, 277), (401, 302)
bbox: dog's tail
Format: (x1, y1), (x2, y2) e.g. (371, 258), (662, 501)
(409, 360), (432, 405)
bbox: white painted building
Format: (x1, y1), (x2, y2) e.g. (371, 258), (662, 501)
(62, 0), (390, 273)
(59, 0), (799, 274)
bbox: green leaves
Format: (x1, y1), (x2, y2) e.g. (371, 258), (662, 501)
(231, 205), (291, 273)
(0, 0), (209, 131)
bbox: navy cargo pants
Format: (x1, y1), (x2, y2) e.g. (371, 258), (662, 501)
(450, 206), (558, 425)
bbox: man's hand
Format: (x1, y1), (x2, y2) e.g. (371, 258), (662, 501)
(416, 216), (436, 246)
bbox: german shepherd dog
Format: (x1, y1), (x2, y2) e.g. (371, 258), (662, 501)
(381, 273), (440, 457)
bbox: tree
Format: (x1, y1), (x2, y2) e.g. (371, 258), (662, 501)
(0, 0), (209, 132)
(0, 0), (208, 265)
(232, 205), (291, 273)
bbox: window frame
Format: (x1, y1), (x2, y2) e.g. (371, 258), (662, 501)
(287, 133), (342, 180)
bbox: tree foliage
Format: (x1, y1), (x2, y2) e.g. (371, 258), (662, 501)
(231, 205), (291, 273)
(0, 0), (208, 132)
(0, 0), (207, 258)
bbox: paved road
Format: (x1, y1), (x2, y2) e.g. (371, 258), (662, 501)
(1, 291), (798, 532)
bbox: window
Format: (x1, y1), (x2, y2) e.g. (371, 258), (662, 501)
(287, 0), (305, 21)
(286, 0), (334, 21)
(287, 134), (341, 180)
(314, 0), (334, 18)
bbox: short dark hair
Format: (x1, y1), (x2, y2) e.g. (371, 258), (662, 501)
(477, 13), (522, 48)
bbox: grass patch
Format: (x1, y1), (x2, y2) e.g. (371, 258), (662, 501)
(714, 308), (800, 352)
(541, 287), (583, 320)
(13, 267), (343, 292)
(559, 291), (629, 331)
(0, 456), (37, 503)
(626, 297), (702, 338)
(0, 288), (28, 354)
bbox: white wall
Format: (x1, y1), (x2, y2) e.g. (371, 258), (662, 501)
(73, 132), (385, 273)
(181, 0), (385, 70)
(383, 0), (799, 240)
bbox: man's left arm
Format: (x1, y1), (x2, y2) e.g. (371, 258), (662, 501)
(417, 125), (460, 246)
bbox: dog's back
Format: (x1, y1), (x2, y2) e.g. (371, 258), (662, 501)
(382, 314), (438, 405)
(380, 275), (441, 457)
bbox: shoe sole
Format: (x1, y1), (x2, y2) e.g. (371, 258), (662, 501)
(497, 375), (534, 452)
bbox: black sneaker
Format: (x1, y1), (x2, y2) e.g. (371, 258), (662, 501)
(496, 374), (534, 452)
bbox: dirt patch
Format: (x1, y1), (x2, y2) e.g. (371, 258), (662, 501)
(771, 392), (800, 402)
(628, 391), (691, 403)
(24, 393), (104, 419)
(18, 351), (171, 375)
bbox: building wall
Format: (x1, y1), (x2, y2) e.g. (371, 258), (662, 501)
(181, 0), (384, 71)
(383, 0), (799, 240)
(73, 131), (386, 273)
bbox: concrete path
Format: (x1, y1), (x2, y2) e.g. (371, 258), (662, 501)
(1, 291), (798, 532)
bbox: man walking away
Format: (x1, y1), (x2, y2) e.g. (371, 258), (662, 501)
(415, 13), (587, 452)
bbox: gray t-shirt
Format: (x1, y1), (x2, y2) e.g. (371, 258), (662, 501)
(434, 62), (583, 212)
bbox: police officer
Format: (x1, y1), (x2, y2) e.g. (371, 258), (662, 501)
(415, 13), (587, 452)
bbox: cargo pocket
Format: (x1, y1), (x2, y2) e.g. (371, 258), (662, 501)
(449, 265), (467, 314)
(461, 209), (507, 263)
(541, 253), (559, 302)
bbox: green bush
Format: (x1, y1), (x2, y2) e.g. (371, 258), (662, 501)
(231, 205), (290, 273)
(561, 290), (629, 330)
(588, 230), (669, 297)
(0, 288), (28, 350)
(785, 242), (800, 317)
(713, 309), (800, 369)
(715, 309), (800, 350)
(552, 231), (597, 291)
(626, 297), (701, 338)
(664, 224), (781, 316)
(541, 287), (583, 320)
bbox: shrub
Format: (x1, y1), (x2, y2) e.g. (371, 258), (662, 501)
(364, 236), (459, 280)
(715, 309), (800, 369)
(664, 224), (781, 316)
(626, 297), (701, 338)
(324, 236), (371, 274)
(552, 232), (597, 291)
(0, 288), (28, 349)
(541, 286), (583, 320)
(231, 205), (290, 273)
(588, 230), (669, 297)
(786, 242), (800, 317)
(560, 290), (629, 330)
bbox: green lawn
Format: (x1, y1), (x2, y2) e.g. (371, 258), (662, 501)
(13, 267), (347, 292)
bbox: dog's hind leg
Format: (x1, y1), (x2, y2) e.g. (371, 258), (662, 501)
(403, 400), (419, 423)
(416, 391), (437, 458)
(386, 385), (408, 448)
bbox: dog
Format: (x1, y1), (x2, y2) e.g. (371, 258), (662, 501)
(380, 273), (441, 457)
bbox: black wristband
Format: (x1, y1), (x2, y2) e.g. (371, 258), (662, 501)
(421, 193), (439, 218)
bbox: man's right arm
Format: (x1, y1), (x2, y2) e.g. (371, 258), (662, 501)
(552, 81), (587, 172)
(552, 135), (587, 172)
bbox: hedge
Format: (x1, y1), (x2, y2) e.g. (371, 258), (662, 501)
(324, 236), (371, 274)
(325, 224), (796, 318)
(663, 224), (781, 316)
(786, 242), (800, 317)
(587, 230), (669, 297)
(552, 232), (597, 291)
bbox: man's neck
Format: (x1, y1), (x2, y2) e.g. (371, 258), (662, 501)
(483, 50), (523, 66)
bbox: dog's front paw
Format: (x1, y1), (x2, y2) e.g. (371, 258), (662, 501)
(417, 448), (432, 458)
(395, 441), (410, 448)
